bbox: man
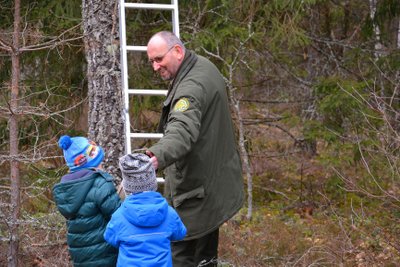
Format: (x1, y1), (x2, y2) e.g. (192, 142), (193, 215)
(145, 31), (244, 267)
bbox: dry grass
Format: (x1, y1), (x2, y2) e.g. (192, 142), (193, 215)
(218, 205), (400, 267)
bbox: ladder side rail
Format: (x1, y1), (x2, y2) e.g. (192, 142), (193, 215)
(119, 0), (132, 154)
(172, 0), (180, 37)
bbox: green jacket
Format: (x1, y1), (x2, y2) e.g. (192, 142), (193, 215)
(149, 50), (244, 240)
(52, 169), (121, 267)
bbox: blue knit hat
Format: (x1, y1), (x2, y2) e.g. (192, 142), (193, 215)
(58, 135), (104, 172)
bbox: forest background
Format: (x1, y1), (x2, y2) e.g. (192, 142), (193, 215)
(0, 0), (399, 266)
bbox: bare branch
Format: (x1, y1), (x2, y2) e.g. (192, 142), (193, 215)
(0, 39), (12, 52)
(19, 23), (83, 52)
(241, 98), (313, 104)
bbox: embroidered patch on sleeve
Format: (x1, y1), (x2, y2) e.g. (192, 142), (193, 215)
(173, 98), (190, 112)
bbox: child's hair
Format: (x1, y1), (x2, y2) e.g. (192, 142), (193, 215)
(58, 135), (104, 172)
(119, 153), (157, 195)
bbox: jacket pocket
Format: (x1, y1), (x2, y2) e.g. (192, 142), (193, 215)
(172, 186), (205, 208)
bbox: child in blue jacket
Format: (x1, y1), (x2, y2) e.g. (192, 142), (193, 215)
(104, 153), (187, 267)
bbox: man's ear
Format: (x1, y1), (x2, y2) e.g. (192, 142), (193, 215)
(175, 45), (185, 61)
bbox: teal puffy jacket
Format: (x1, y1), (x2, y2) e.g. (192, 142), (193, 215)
(53, 169), (121, 267)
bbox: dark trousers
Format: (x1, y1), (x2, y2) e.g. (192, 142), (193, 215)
(172, 228), (219, 267)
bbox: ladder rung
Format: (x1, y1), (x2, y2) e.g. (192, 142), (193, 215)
(130, 133), (163, 139)
(126, 45), (147, 51)
(124, 3), (176, 10)
(128, 89), (168, 96)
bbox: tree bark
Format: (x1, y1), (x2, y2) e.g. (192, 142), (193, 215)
(82, 0), (125, 182)
(8, 0), (21, 265)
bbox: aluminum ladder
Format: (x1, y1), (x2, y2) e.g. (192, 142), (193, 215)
(119, 1), (180, 181)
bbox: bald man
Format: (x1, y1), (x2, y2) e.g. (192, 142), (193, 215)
(146, 31), (244, 267)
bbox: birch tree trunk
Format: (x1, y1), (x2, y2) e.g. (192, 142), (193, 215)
(82, 0), (125, 181)
(395, 18), (400, 131)
(398, 18), (400, 48)
(8, 0), (21, 265)
(232, 99), (253, 220)
(369, 0), (383, 60)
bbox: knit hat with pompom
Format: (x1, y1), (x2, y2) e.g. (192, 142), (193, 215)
(58, 135), (104, 172)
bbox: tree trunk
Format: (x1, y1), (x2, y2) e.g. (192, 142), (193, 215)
(8, 0), (21, 266)
(82, 0), (125, 182)
(225, 64), (253, 220)
(234, 100), (253, 220)
(395, 18), (400, 133)
(398, 18), (400, 48)
(369, 0), (383, 60)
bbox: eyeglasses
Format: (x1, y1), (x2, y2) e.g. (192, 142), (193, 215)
(149, 46), (175, 65)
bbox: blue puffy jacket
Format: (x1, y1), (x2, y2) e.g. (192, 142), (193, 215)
(104, 191), (186, 267)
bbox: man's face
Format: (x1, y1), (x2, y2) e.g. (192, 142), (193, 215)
(147, 38), (182, 81)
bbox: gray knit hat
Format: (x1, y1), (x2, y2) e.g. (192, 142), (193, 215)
(119, 153), (157, 195)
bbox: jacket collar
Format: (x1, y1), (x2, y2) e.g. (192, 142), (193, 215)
(163, 50), (198, 107)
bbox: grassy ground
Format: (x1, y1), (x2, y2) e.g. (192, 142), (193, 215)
(1, 187), (400, 266)
(1, 131), (399, 266)
(219, 206), (400, 266)
(3, 202), (398, 266)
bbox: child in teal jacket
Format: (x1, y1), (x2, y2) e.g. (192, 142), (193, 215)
(53, 135), (121, 267)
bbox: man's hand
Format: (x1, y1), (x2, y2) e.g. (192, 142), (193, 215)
(150, 156), (159, 170)
(146, 150), (159, 170)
